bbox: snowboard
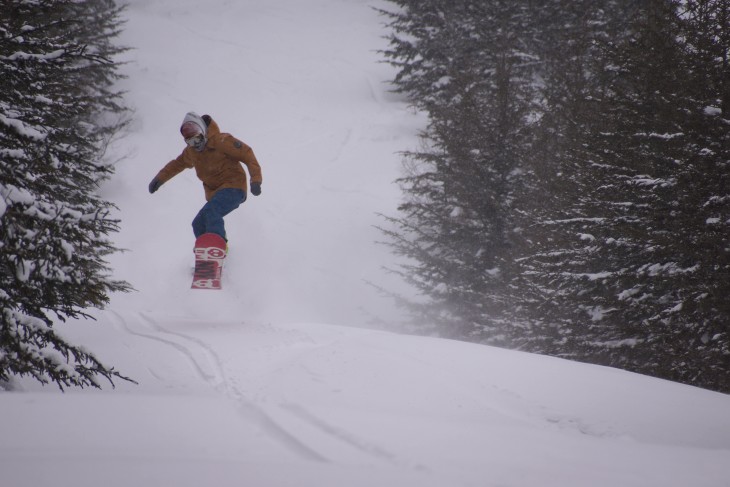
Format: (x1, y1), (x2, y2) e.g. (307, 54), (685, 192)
(191, 233), (227, 290)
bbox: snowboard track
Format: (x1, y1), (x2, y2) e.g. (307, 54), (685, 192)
(109, 310), (327, 462)
(107, 310), (418, 468)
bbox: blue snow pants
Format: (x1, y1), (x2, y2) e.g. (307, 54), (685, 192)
(192, 188), (246, 241)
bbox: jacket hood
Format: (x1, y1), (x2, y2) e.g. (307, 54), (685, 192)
(180, 112), (208, 137)
(205, 117), (221, 139)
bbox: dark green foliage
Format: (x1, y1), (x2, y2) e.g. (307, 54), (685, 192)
(379, 0), (542, 344)
(1, 0), (132, 389)
(381, 0), (730, 392)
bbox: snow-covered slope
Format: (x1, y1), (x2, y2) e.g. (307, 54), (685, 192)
(5, 315), (730, 487)
(104, 0), (422, 327)
(2, 1), (729, 486)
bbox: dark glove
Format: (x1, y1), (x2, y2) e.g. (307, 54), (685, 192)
(148, 177), (163, 194)
(250, 182), (261, 196)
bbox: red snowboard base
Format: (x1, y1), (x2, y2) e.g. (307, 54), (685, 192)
(191, 233), (226, 290)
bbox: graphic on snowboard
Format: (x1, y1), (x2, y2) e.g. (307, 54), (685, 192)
(192, 233), (226, 290)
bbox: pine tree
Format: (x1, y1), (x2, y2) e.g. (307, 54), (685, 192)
(0, 0), (132, 389)
(380, 0), (730, 392)
(379, 0), (542, 343)
(526, 0), (730, 392)
(662, 0), (730, 390)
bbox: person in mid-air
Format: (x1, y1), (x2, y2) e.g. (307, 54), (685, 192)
(148, 112), (262, 244)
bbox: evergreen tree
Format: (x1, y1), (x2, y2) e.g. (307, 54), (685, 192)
(662, 0), (730, 390)
(0, 0), (132, 389)
(517, 0), (635, 355)
(380, 0), (543, 344)
(381, 0), (730, 392)
(525, 0), (730, 391)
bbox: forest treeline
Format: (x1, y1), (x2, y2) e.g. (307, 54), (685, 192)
(379, 0), (730, 393)
(1, 0), (130, 389)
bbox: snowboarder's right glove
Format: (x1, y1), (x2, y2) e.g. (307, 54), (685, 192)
(250, 182), (261, 196)
(148, 177), (163, 194)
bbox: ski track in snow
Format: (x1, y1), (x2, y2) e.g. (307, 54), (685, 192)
(109, 310), (418, 468)
(109, 310), (325, 461)
(109, 310), (223, 387)
(279, 401), (427, 471)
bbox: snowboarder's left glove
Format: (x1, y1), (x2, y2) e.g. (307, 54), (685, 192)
(148, 177), (163, 194)
(250, 182), (261, 196)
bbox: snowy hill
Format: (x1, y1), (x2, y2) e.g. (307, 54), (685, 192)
(2, 1), (729, 486)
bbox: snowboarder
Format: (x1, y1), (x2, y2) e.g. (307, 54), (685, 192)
(147, 112), (263, 243)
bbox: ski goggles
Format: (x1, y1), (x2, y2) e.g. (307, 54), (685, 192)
(185, 134), (205, 147)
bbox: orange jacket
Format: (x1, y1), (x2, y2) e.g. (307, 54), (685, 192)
(155, 117), (262, 201)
